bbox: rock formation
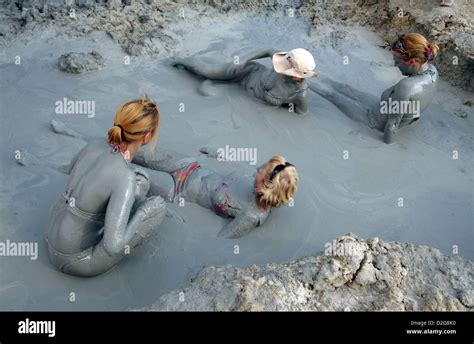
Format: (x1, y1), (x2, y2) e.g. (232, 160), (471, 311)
(142, 234), (473, 311)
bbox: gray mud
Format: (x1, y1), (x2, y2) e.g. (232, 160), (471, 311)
(0, 8), (472, 310)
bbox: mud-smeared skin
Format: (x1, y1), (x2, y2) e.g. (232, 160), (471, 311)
(133, 149), (271, 239)
(309, 63), (438, 143)
(45, 138), (166, 277)
(172, 48), (309, 114)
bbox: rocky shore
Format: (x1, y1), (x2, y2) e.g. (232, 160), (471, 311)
(1, 0), (472, 89)
(143, 234), (473, 311)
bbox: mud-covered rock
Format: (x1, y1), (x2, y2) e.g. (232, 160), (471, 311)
(141, 234), (473, 311)
(58, 51), (105, 73)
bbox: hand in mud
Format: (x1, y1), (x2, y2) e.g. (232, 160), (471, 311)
(217, 214), (257, 239)
(199, 145), (220, 158)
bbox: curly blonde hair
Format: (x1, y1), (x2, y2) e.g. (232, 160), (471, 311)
(257, 156), (298, 210)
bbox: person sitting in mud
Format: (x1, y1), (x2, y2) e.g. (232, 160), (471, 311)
(308, 33), (439, 144)
(37, 120), (299, 239)
(172, 48), (318, 114)
(42, 98), (166, 277)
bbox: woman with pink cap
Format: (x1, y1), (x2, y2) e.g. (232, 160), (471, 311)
(171, 48), (317, 114)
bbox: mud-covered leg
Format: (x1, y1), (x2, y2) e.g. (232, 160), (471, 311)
(309, 82), (373, 128)
(314, 78), (379, 109)
(60, 196), (167, 277)
(132, 163), (175, 202)
(133, 148), (196, 174)
(171, 57), (252, 82)
(127, 196), (167, 248)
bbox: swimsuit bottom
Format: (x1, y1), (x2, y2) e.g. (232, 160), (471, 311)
(170, 161), (201, 201)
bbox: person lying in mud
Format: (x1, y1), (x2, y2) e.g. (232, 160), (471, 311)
(35, 120), (299, 239)
(40, 98), (166, 277)
(133, 148), (299, 239)
(172, 48), (317, 114)
(308, 33), (439, 144)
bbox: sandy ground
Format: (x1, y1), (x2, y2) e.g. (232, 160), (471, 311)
(0, 13), (473, 310)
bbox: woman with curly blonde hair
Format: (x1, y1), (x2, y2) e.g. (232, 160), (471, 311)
(132, 150), (299, 239)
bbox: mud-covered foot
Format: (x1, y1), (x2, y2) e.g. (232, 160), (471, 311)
(51, 119), (84, 139)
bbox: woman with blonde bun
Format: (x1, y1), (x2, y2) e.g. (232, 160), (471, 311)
(44, 97), (166, 277)
(309, 33), (439, 144)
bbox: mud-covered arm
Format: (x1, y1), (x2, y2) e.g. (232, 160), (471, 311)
(383, 84), (412, 144)
(132, 150), (163, 170)
(130, 164), (151, 200)
(289, 90), (309, 114)
(131, 162), (175, 202)
(239, 48), (278, 65)
(132, 148), (191, 173)
(102, 171), (138, 255)
(217, 213), (261, 239)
